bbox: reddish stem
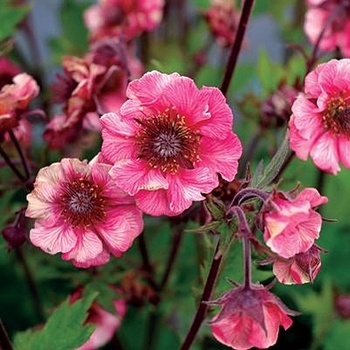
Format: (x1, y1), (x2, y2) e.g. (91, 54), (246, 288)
(220, 0), (255, 96)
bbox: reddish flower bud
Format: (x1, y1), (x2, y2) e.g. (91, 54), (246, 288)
(260, 84), (298, 128)
(273, 244), (324, 284)
(335, 294), (350, 319)
(2, 209), (27, 249)
(210, 283), (298, 349)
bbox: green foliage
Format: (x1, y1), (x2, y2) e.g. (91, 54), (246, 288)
(48, 0), (89, 63)
(13, 291), (97, 350)
(0, 1), (30, 42)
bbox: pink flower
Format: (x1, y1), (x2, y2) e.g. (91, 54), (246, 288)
(70, 287), (126, 350)
(84, 0), (164, 42)
(204, 0), (241, 48)
(304, 0), (350, 57)
(0, 73), (39, 132)
(45, 39), (139, 149)
(263, 188), (328, 259)
(272, 244), (323, 284)
(26, 158), (144, 268)
(289, 58), (350, 174)
(210, 283), (297, 350)
(100, 71), (242, 216)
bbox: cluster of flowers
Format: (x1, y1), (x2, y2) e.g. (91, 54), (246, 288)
(3, 0), (350, 349)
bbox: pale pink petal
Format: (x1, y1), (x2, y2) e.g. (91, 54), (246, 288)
(198, 133), (242, 181)
(310, 132), (340, 174)
(101, 112), (138, 162)
(127, 70), (179, 105)
(109, 160), (168, 196)
(297, 188), (328, 207)
(134, 189), (171, 216)
(196, 86), (233, 139)
(71, 249), (110, 269)
(338, 135), (350, 169)
(98, 206), (144, 255)
(290, 96), (323, 138)
(62, 230), (103, 264)
(166, 168), (218, 215)
(160, 76), (211, 125)
(30, 222), (77, 254)
(288, 119), (313, 161)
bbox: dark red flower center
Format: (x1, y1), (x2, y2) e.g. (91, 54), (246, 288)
(135, 110), (201, 173)
(60, 178), (106, 227)
(323, 96), (350, 135)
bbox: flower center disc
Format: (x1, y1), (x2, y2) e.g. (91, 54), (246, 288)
(60, 178), (106, 227)
(323, 96), (350, 135)
(135, 111), (201, 173)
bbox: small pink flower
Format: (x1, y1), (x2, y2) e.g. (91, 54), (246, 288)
(0, 73), (39, 132)
(210, 283), (297, 350)
(84, 0), (164, 42)
(100, 70), (242, 216)
(204, 0), (241, 48)
(45, 40), (136, 149)
(26, 158), (144, 268)
(263, 188), (328, 259)
(304, 0), (350, 57)
(272, 244), (323, 284)
(289, 58), (350, 174)
(70, 287), (126, 350)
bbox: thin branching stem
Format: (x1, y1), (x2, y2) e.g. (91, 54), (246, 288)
(220, 0), (255, 96)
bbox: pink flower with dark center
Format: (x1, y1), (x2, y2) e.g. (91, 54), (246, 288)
(84, 0), (164, 42)
(26, 158), (144, 268)
(210, 283), (298, 349)
(263, 188), (328, 259)
(100, 70), (242, 216)
(289, 58), (350, 174)
(304, 0), (350, 57)
(272, 244), (323, 284)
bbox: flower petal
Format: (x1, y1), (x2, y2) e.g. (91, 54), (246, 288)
(30, 221), (77, 254)
(98, 206), (144, 255)
(109, 159), (168, 196)
(198, 133), (242, 181)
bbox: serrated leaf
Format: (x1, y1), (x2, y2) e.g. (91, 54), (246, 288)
(13, 292), (98, 350)
(253, 132), (291, 189)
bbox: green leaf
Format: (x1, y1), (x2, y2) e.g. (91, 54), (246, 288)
(13, 292), (98, 350)
(252, 131), (291, 189)
(294, 279), (335, 340)
(324, 319), (350, 350)
(0, 3), (30, 41)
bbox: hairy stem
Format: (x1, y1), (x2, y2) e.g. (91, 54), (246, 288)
(220, 0), (255, 96)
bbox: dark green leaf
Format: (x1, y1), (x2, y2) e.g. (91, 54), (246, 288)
(13, 292), (98, 350)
